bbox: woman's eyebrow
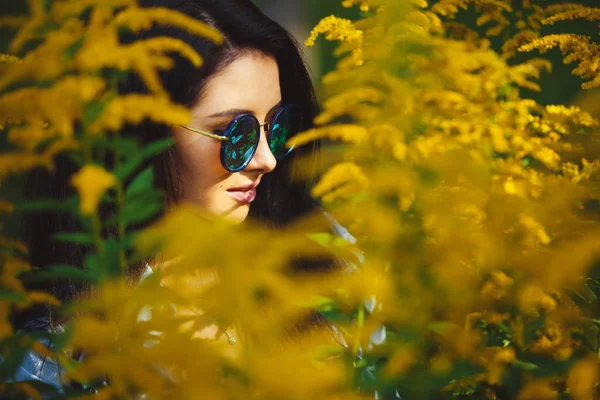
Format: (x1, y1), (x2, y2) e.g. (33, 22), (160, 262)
(207, 101), (283, 119)
(207, 109), (253, 118)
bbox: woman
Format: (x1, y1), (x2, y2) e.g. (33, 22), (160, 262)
(14, 0), (343, 390)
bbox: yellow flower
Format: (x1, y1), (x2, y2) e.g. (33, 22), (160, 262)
(9, 383), (41, 400)
(140, 37), (203, 67)
(518, 285), (557, 315)
(502, 30), (539, 59)
(0, 76), (105, 145)
(8, 0), (47, 53)
(70, 165), (117, 216)
(480, 270), (514, 300)
(0, 302), (12, 341)
(342, 0), (373, 12)
(40, 138), (80, 166)
(111, 7), (223, 44)
(1, 254), (30, 293)
(288, 124), (368, 147)
(0, 200), (14, 214)
(306, 15), (364, 66)
(429, 354), (452, 374)
(88, 95), (190, 135)
(384, 345), (416, 377)
(529, 321), (573, 361)
(315, 86), (385, 125)
(0, 16), (28, 29)
(0, 54), (22, 64)
(0, 152), (48, 183)
(567, 357), (599, 400)
(519, 215), (552, 245)
(0, 238), (28, 255)
(517, 380), (557, 400)
(542, 5), (600, 25)
(0, 19), (86, 92)
(312, 162), (370, 202)
(483, 347), (516, 385)
(545, 104), (598, 127)
(51, 0), (136, 20)
(520, 34), (600, 89)
(22, 292), (61, 308)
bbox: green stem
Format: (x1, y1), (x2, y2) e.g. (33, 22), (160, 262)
(111, 127), (127, 274)
(115, 183), (127, 273)
(91, 213), (104, 256)
(352, 304), (365, 357)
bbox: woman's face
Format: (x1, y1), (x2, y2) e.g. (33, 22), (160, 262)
(172, 51), (281, 223)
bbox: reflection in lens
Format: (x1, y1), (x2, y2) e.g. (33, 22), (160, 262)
(222, 116), (259, 171)
(269, 105), (302, 159)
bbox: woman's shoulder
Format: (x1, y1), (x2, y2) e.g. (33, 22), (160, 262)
(8, 330), (65, 392)
(9, 317), (69, 390)
(13, 342), (63, 389)
(321, 209), (356, 245)
(320, 208), (364, 271)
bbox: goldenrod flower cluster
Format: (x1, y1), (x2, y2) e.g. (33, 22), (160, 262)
(301, 0), (600, 397)
(306, 15), (364, 66)
(1, 0), (600, 399)
(70, 165), (117, 216)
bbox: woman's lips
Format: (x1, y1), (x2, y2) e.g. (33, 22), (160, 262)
(227, 187), (257, 203)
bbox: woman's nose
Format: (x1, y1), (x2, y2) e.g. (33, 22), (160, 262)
(245, 127), (277, 173)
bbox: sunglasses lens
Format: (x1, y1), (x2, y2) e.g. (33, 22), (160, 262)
(222, 115), (259, 171)
(269, 105), (302, 159)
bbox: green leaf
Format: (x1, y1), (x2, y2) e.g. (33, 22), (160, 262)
(307, 232), (350, 248)
(427, 321), (460, 335)
(0, 289), (25, 302)
(298, 295), (334, 308)
(590, 318), (600, 330)
(495, 322), (512, 334)
(63, 36), (84, 61)
(83, 239), (123, 279)
(16, 196), (79, 213)
(82, 94), (116, 127)
(109, 193), (164, 227)
(51, 325), (73, 352)
(102, 239), (123, 277)
(83, 253), (101, 276)
(307, 233), (332, 246)
(52, 232), (95, 246)
(512, 359), (539, 371)
(114, 138), (173, 181)
(311, 344), (345, 361)
(95, 137), (140, 159)
(523, 315), (545, 344)
(125, 167), (154, 200)
(24, 264), (98, 283)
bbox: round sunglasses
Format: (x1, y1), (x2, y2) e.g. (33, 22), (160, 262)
(179, 104), (303, 172)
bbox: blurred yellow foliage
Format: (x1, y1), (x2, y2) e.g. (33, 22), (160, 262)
(1, 0), (600, 398)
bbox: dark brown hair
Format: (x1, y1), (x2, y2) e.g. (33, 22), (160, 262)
(19, 0), (323, 329)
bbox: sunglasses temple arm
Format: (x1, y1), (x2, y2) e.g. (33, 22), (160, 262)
(179, 125), (229, 141)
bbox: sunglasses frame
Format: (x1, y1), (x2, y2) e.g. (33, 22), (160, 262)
(179, 104), (301, 173)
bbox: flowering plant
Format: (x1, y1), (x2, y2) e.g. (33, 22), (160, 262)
(0, 0), (599, 399)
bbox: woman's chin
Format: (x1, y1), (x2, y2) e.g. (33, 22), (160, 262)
(220, 203), (250, 224)
(181, 198), (250, 224)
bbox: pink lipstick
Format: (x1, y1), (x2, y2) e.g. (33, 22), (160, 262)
(227, 185), (257, 203)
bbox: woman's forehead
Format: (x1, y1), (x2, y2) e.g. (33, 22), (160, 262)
(193, 51), (282, 119)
